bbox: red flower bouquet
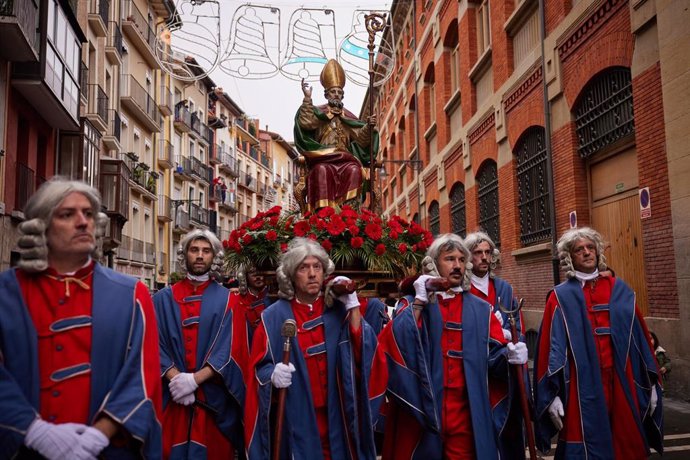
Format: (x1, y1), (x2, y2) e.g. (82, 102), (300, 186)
(223, 205), (432, 276)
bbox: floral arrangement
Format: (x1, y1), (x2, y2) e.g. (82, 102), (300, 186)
(223, 205), (434, 277)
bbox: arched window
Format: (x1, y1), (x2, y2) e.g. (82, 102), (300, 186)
(429, 201), (440, 236)
(443, 19), (460, 94)
(424, 63), (436, 125)
(516, 126), (551, 245)
(574, 67), (634, 158)
(412, 212), (420, 225)
(477, 160), (500, 246)
(450, 182), (466, 237)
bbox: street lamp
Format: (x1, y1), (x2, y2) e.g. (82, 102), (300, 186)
(377, 159), (423, 221)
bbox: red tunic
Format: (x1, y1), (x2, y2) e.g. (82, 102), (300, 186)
(541, 277), (648, 459)
(162, 279), (233, 460)
(228, 289), (268, 380)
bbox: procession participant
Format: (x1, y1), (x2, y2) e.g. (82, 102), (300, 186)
(154, 230), (244, 459)
(0, 177), (162, 459)
(534, 227), (663, 459)
(229, 264), (271, 378)
(379, 233), (528, 459)
(245, 238), (387, 459)
(294, 59), (379, 209)
(465, 231), (526, 459)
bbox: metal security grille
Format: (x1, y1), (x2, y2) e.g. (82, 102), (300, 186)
(477, 161), (500, 247)
(429, 201), (440, 237)
(516, 127), (551, 245)
(575, 67), (634, 158)
(450, 183), (466, 237)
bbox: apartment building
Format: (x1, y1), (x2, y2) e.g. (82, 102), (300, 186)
(209, 88), (241, 244)
(259, 129), (299, 212)
(375, 0), (690, 395)
(233, 116), (270, 226)
(0, 0), (84, 269)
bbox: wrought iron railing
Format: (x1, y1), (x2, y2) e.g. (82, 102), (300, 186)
(87, 84), (109, 125)
(190, 203), (210, 226)
(107, 109), (120, 142)
(121, 74), (161, 127)
(106, 22), (122, 57)
(0, 0), (39, 50)
(90, 0), (110, 25)
(120, 0), (156, 52)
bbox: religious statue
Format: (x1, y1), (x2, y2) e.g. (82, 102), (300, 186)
(293, 59), (379, 211)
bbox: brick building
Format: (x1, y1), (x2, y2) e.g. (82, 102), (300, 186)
(374, 0), (690, 397)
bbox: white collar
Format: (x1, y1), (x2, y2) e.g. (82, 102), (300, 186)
(187, 272), (210, 283)
(575, 269), (599, 286)
(471, 272), (490, 296)
(439, 286), (464, 299)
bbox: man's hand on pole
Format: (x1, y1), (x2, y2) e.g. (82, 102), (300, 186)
(271, 362), (296, 388)
(506, 342), (528, 364)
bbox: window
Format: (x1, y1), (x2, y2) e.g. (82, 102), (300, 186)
(516, 127), (551, 245)
(424, 64), (436, 125)
(477, 0), (492, 55)
(512, 8), (539, 68)
(477, 160), (500, 246)
(451, 45), (460, 93)
(82, 120), (100, 186)
(450, 183), (466, 237)
(443, 20), (460, 94)
(429, 201), (440, 236)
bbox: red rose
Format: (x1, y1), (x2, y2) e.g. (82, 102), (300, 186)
(294, 220), (310, 237)
(307, 233), (318, 241)
(326, 217), (346, 236)
(315, 219), (327, 230)
(340, 209), (358, 220)
(398, 243), (408, 254)
(249, 219), (264, 230)
(266, 230), (278, 241)
(242, 234), (253, 244)
(351, 237), (364, 248)
(375, 243), (386, 256)
(317, 206), (335, 218)
(222, 240), (229, 248)
(321, 239), (333, 251)
(365, 223), (382, 240)
(309, 215), (320, 226)
(269, 215), (279, 226)
(280, 243), (288, 252)
(348, 225), (360, 236)
(389, 230), (399, 240)
(267, 205), (282, 216)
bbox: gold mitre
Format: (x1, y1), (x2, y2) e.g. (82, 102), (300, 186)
(320, 59), (346, 90)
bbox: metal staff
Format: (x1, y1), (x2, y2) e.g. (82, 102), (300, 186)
(365, 13), (386, 210)
(273, 319), (297, 460)
(499, 297), (538, 460)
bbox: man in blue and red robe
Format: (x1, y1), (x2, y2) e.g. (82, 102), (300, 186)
(0, 178), (162, 459)
(154, 229), (245, 459)
(534, 227), (663, 459)
(245, 238), (387, 459)
(378, 234), (528, 459)
(466, 231), (526, 459)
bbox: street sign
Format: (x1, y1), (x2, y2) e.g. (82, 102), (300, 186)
(640, 187), (651, 219)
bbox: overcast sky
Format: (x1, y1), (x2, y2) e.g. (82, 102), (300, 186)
(199, 0), (393, 141)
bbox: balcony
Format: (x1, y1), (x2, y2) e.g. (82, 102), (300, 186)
(80, 62), (88, 103)
(256, 181), (266, 197)
(157, 251), (169, 276)
(235, 118), (259, 145)
(190, 203), (210, 228)
(239, 172), (256, 192)
(120, 0), (159, 68)
(159, 81), (173, 116)
(190, 156), (212, 183)
(209, 144), (221, 165)
(157, 194), (173, 222)
(84, 84), (109, 133)
(88, 0), (109, 37)
(174, 103), (192, 132)
(0, 0), (39, 61)
(105, 22), (122, 65)
(158, 138), (173, 169)
(173, 155), (194, 180)
(130, 237), (145, 264)
(219, 150), (239, 177)
(120, 74), (161, 132)
(211, 185), (238, 214)
(145, 242), (155, 266)
(191, 113), (213, 145)
(124, 154), (157, 198)
(103, 109), (121, 151)
(173, 208), (191, 233)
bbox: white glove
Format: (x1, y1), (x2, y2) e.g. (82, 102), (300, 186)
(332, 276), (360, 310)
(412, 275), (434, 303)
(24, 419), (88, 459)
(169, 372), (198, 403)
(506, 341), (528, 365)
(502, 329), (513, 342)
(271, 362), (296, 388)
(73, 426), (109, 459)
(548, 396), (565, 431)
(650, 386), (658, 414)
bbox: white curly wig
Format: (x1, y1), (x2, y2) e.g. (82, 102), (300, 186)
(557, 227), (608, 279)
(276, 237), (335, 300)
(464, 231), (500, 277)
(422, 233), (472, 290)
(177, 229), (225, 280)
(16, 177), (108, 273)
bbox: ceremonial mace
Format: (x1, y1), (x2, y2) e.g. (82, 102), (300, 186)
(499, 297), (538, 460)
(272, 319), (297, 460)
(365, 13), (386, 211)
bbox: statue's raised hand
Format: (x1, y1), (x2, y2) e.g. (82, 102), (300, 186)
(301, 78), (312, 98)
